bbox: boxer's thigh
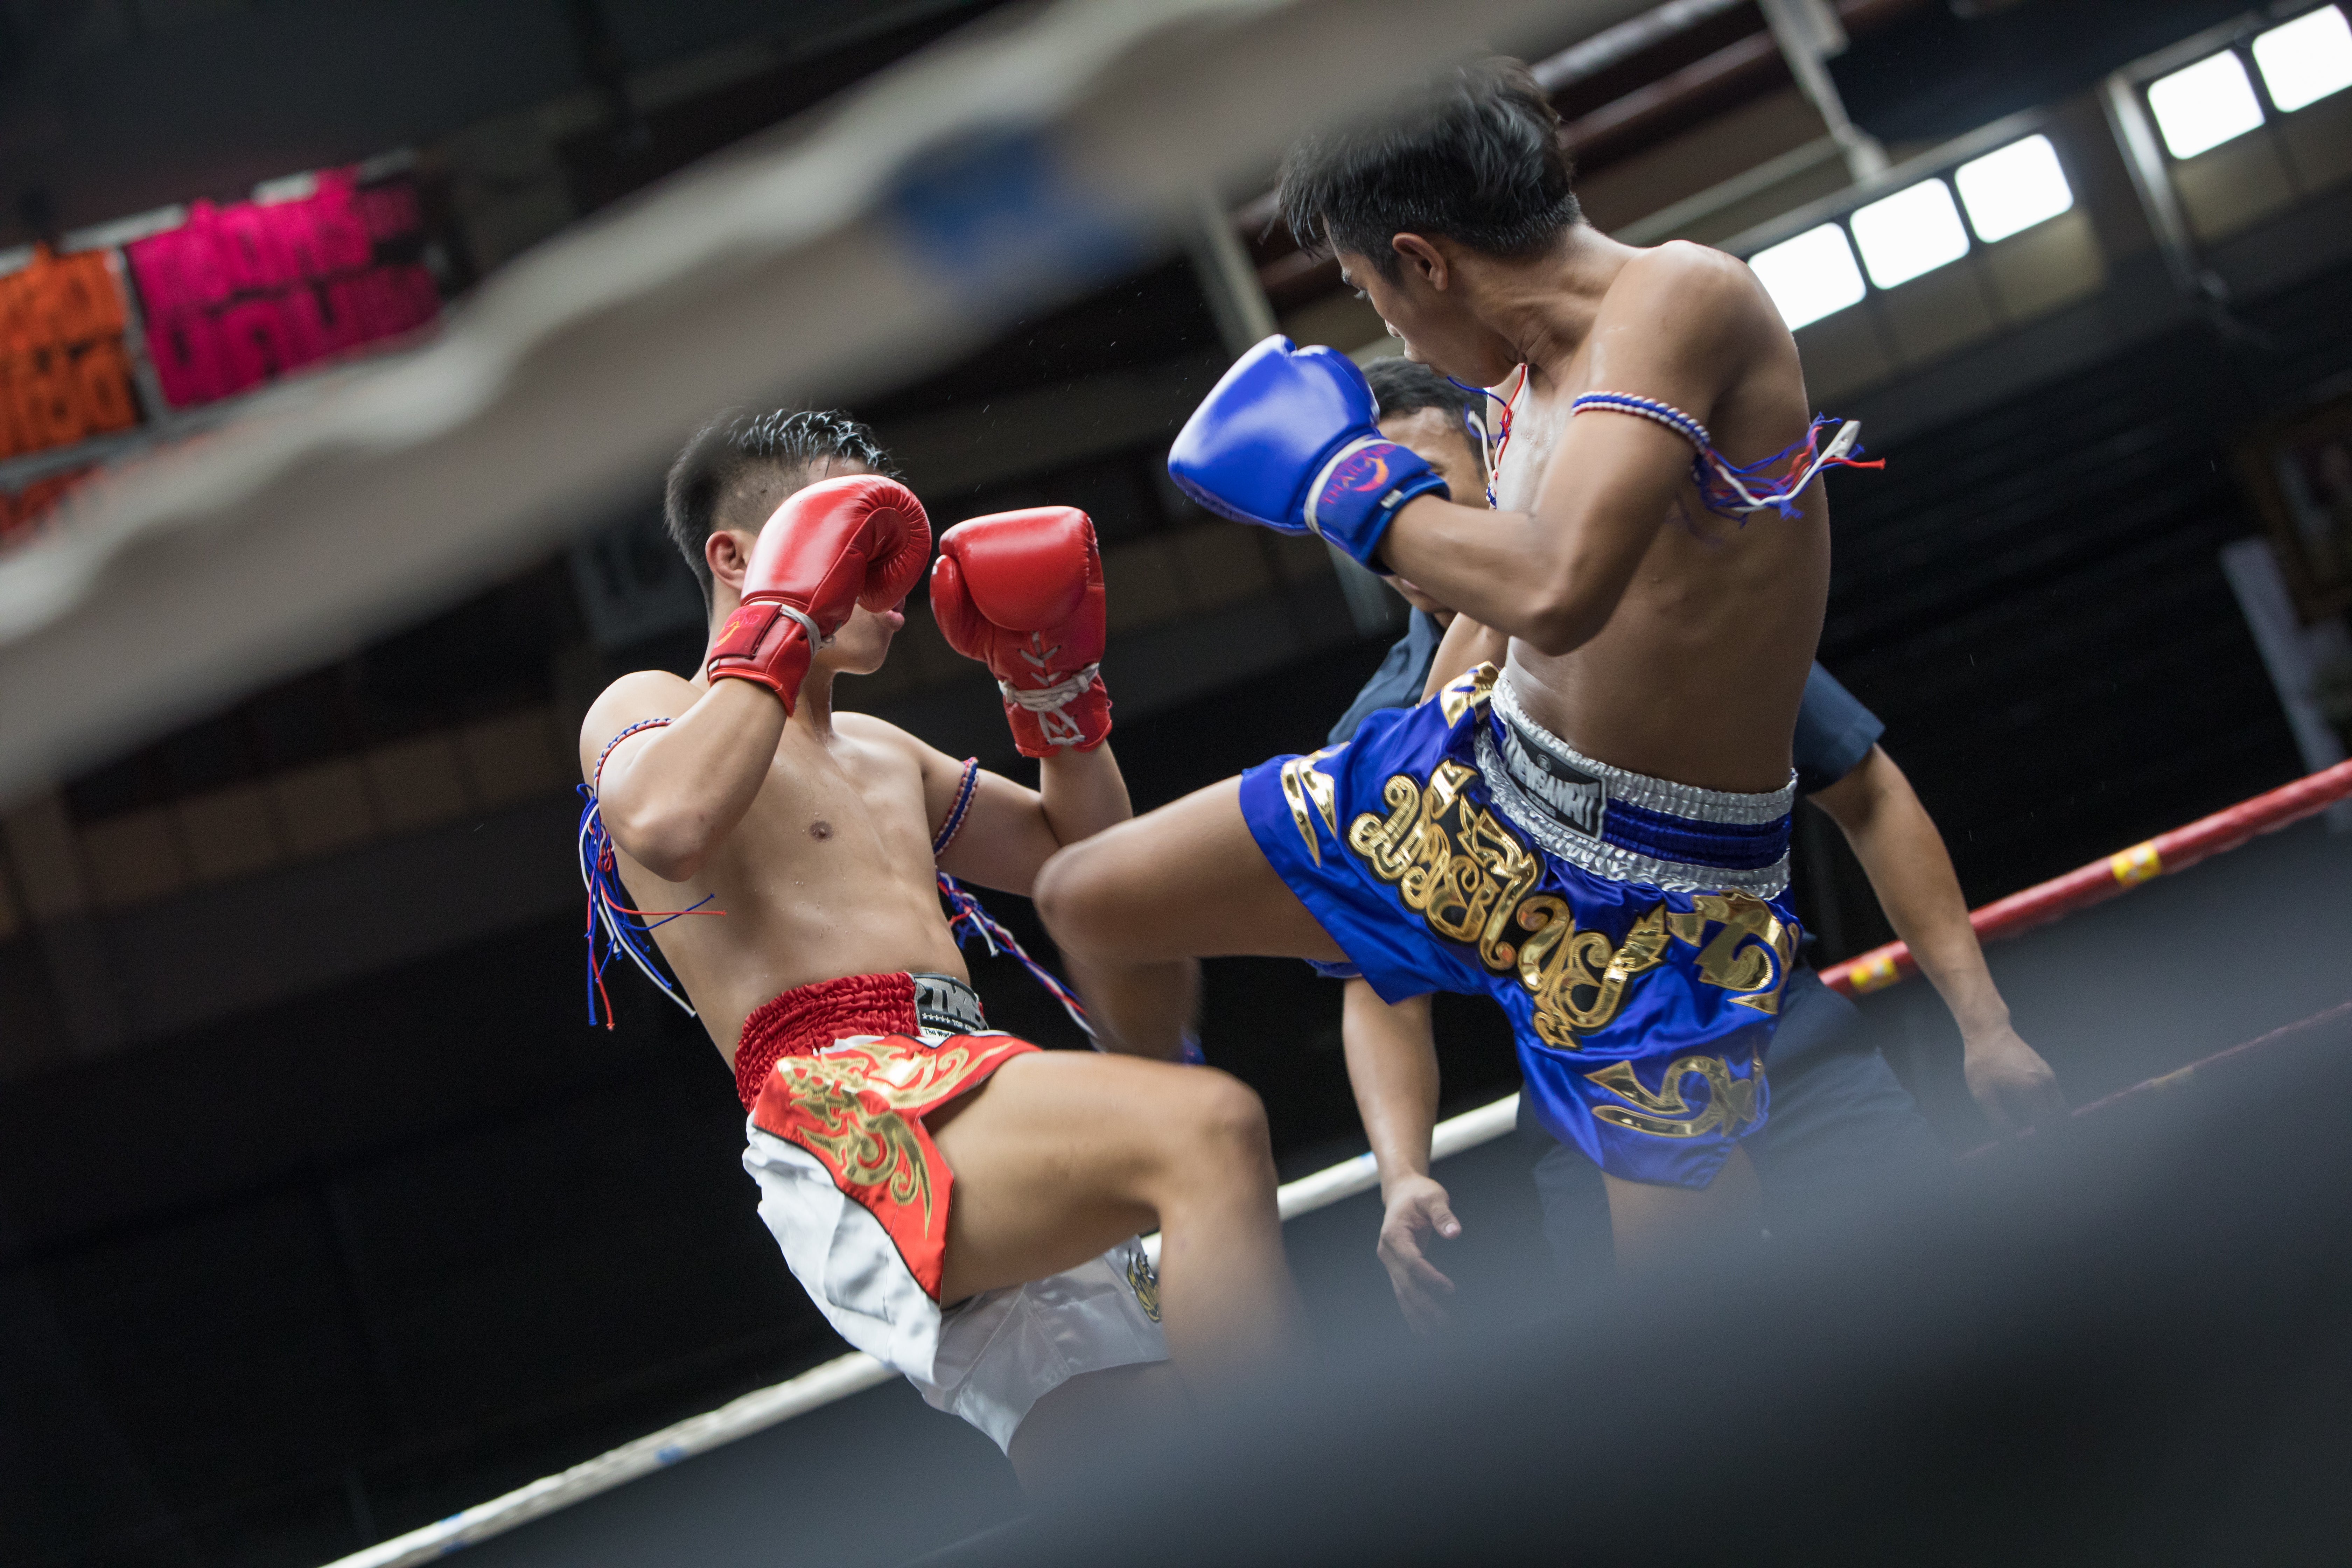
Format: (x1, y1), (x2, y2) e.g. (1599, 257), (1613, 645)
(1035, 776), (1345, 964)
(926, 1049), (1258, 1301)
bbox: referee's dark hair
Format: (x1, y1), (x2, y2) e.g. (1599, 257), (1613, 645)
(1363, 357), (1488, 476)
(1363, 356), (1478, 426)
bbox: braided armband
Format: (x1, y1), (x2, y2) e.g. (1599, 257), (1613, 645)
(1569, 392), (1883, 520)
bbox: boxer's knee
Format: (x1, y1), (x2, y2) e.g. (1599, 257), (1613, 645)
(1034, 837), (1127, 957)
(1156, 1069), (1275, 1196)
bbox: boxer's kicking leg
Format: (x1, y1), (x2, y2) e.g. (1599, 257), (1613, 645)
(1041, 772), (1776, 1271)
(579, 411), (1298, 1488)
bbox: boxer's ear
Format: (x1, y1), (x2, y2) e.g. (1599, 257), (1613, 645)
(1392, 233), (1448, 292)
(706, 527), (754, 594)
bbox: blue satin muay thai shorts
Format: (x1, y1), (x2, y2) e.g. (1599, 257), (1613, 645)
(1240, 665), (1802, 1190)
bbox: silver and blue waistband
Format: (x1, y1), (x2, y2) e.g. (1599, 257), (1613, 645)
(1479, 676), (1794, 896)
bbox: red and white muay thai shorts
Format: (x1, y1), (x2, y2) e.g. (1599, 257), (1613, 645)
(736, 971), (1166, 1451)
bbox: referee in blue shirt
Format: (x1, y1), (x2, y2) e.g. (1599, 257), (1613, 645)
(1335, 359), (2065, 1329)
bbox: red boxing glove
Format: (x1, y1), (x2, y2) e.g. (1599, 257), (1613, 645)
(930, 506), (1112, 756)
(706, 475), (931, 712)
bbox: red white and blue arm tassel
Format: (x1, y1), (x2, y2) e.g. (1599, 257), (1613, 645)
(577, 718), (719, 1029)
(930, 756), (1203, 1062)
(1570, 391), (1884, 520)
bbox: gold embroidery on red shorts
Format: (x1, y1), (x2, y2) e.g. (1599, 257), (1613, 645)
(755, 1033), (1036, 1300)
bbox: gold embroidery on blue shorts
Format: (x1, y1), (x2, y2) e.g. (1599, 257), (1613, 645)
(1512, 899), (1671, 1047)
(1348, 758), (1800, 1048)
(1348, 762), (1541, 972)
(1279, 748), (1343, 866)
(1667, 893), (1798, 1014)
(1584, 1053), (1765, 1139)
(1437, 662), (1500, 726)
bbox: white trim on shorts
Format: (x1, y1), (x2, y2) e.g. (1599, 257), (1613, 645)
(742, 1121), (1167, 1452)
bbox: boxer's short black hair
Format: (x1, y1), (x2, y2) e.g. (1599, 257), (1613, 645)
(665, 408), (898, 604)
(1277, 57), (1579, 279)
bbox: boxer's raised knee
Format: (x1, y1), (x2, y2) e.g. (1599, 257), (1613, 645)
(1152, 1069), (1275, 1196)
(1034, 836), (1128, 959)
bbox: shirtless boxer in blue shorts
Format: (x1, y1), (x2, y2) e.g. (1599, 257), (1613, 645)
(1037, 58), (1881, 1261)
(1334, 360), (2064, 1323)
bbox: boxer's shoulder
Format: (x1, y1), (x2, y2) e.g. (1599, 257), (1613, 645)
(831, 708), (926, 760)
(578, 667), (695, 777)
(1586, 243), (1783, 370)
(1605, 241), (1759, 317)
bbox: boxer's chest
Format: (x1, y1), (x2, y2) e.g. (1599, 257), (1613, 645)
(1494, 387), (1572, 514)
(743, 741), (933, 895)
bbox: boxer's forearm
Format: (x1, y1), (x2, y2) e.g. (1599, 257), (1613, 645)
(1813, 748), (2011, 1036)
(599, 680), (786, 880)
(1342, 981), (1441, 1194)
(1037, 741), (1135, 847)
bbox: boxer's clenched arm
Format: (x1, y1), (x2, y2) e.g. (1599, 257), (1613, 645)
(861, 722), (1136, 898)
(914, 501), (1137, 895)
(580, 670), (785, 883)
(1378, 249), (1769, 654)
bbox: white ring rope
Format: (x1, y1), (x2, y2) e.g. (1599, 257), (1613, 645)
(319, 1093), (1520, 1568)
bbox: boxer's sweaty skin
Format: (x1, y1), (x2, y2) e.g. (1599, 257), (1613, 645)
(1360, 234), (1828, 795)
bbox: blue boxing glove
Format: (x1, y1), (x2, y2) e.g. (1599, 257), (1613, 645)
(1168, 335), (1450, 569)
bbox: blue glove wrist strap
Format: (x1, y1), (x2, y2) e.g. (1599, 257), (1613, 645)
(1303, 435), (1449, 568)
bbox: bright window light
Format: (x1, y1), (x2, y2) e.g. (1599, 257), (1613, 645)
(2253, 6), (2352, 113)
(1748, 223), (1866, 330)
(1849, 179), (1971, 289)
(1954, 134), (2074, 243)
(2147, 50), (2265, 159)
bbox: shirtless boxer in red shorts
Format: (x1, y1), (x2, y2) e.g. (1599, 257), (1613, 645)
(578, 410), (1299, 1486)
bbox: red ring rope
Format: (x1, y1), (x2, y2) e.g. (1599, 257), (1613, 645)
(1823, 758), (2352, 997)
